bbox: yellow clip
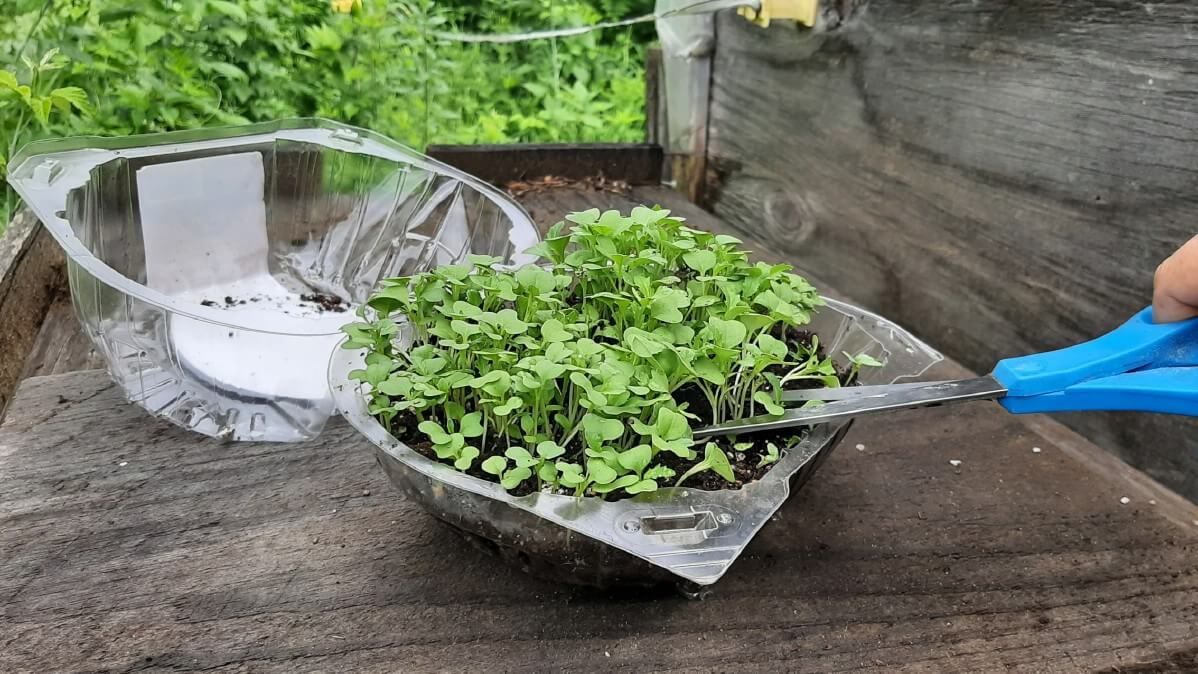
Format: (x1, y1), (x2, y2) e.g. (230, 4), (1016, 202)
(738, 0), (819, 27)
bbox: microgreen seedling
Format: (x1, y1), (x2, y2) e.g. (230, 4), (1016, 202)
(346, 206), (870, 499)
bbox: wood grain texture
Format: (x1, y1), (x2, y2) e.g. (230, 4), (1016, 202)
(2, 362), (1198, 673)
(0, 209), (64, 419)
(705, 3), (1198, 500)
(4, 187), (1198, 672)
(19, 295), (103, 379)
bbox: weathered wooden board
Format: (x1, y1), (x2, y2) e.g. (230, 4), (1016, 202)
(705, 3), (1198, 501)
(3, 184), (1198, 672)
(2, 364), (1197, 673)
(0, 209), (64, 417)
(19, 295), (103, 379)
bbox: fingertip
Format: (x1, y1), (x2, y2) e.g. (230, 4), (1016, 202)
(1152, 295), (1198, 323)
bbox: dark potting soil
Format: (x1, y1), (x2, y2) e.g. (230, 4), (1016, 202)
(391, 324), (854, 500)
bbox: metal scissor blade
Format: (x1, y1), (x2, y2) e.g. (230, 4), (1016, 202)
(693, 375), (1008, 438)
(779, 380), (950, 403)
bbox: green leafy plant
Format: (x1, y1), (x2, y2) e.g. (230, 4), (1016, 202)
(345, 206), (877, 499)
(1, 0), (654, 230)
(1, 48), (91, 223)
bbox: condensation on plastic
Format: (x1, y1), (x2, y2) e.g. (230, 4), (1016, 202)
(7, 119), (540, 443)
(331, 297), (943, 588)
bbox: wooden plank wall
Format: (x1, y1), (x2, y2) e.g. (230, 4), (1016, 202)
(703, 2), (1198, 500)
(0, 210), (65, 418)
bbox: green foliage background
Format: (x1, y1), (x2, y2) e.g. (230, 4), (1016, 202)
(0, 0), (655, 226)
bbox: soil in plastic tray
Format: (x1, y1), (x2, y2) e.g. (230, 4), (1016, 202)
(391, 325), (854, 499)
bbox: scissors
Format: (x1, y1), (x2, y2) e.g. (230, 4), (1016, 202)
(693, 307), (1198, 438)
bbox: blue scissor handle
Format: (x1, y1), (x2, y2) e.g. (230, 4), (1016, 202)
(992, 307), (1198, 416)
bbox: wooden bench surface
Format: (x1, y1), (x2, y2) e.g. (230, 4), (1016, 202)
(2, 185), (1197, 673)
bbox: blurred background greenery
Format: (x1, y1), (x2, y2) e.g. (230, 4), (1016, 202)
(1, 0), (656, 227)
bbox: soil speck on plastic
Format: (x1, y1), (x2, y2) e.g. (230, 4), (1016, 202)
(301, 292), (347, 313)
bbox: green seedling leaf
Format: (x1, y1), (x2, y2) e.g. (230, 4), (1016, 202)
(692, 358), (726, 386)
(655, 324), (695, 345)
(501, 466), (532, 490)
(432, 441), (459, 460)
(565, 208), (600, 225)
(753, 390), (785, 416)
(586, 459), (618, 485)
(537, 461), (558, 482)
(473, 370), (512, 396)
(376, 376), (411, 397)
(757, 333), (789, 360)
(582, 413), (624, 446)
(847, 351), (884, 368)
(525, 234), (571, 264)
(758, 442), (781, 468)
(649, 286), (690, 324)
(505, 446), (538, 468)
(536, 441), (566, 460)
(682, 249), (717, 273)
(495, 309), (530, 335)
(643, 465), (676, 481)
(592, 474), (639, 494)
(556, 461), (586, 487)
(481, 456), (508, 476)
(574, 338), (604, 357)
(540, 318), (572, 342)
(451, 319), (480, 338)
(617, 444), (652, 474)
(532, 359), (567, 382)
(417, 420), (450, 445)
(623, 327), (666, 358)
(705, 316), (747, 350)
(363, 359), (391, 386)
(705, 443), (736, 483)
(630, 205), (668, 225)
(625, 479), (658, 494)
(492, 396), (523, 416)
(459, 412), (484, 438)
(584, 388), (608, 408)
(449, 300), (482, 318)
(515, 265), (557, 294)
(654, 408), (690, 441)
(454, 446), (480, 470)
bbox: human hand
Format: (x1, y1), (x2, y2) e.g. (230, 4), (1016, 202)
(1153, 235), (1198, 323)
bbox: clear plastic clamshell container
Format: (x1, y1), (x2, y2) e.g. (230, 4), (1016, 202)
(331, 297), (943, 590)
(7, 119), (539, 442)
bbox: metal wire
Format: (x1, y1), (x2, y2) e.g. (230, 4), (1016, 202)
(430, 0), (759, 44)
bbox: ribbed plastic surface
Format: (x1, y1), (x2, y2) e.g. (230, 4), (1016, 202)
(8, 119), (539, 441)
(332, 297), (943, 588)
